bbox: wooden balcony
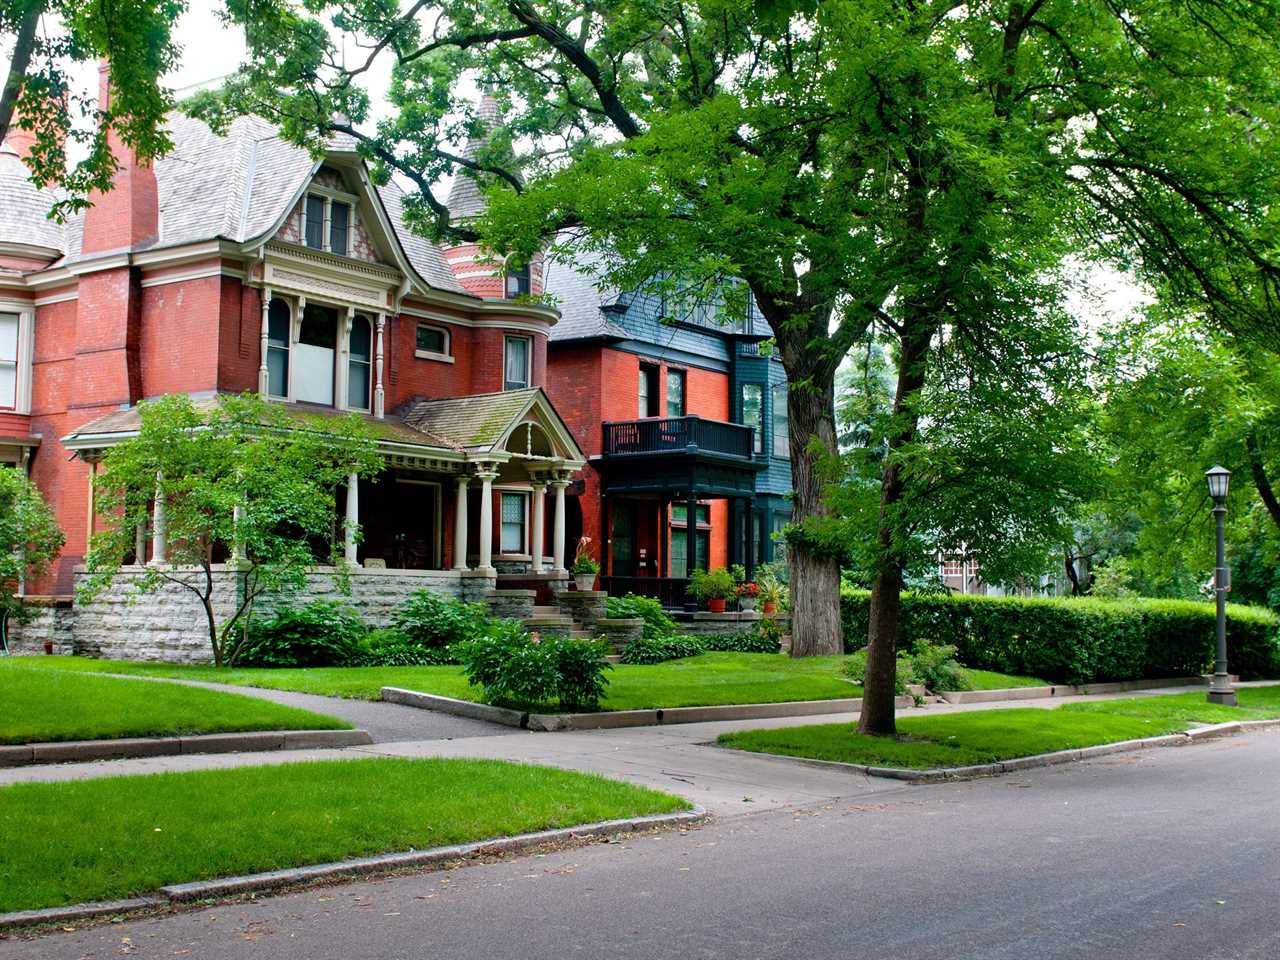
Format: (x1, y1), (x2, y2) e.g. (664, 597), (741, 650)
(601, 416), (755, 462)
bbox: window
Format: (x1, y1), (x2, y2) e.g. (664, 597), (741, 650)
(266, 299), (290, 398)
(304, 195), (325, 250)
(0, 313), (17, 409)
(666, 369), (685, 417)
(329, 201), (350, 256)
(670, 503), (710, 525)
(348, 314), (372, 410)
(742, 383), (763, 453)
(670, 529), (710, 579)
(772, 383), (789, 458)
(504, 336), (530, 390)
(415, 324), (449, 357)
(639, 364), (659, 417)
(500, 492), (527, 553)
(295, 304), (338, 405)
(505, 262), (531, 299)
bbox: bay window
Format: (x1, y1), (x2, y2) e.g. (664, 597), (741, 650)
(295, 304), (338, 405)
(348, 314), (372, 410)
(0, 313), (17, 409)
(504, 336), (530, 390)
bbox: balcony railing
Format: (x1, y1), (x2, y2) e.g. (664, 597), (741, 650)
(602, 415), (754, 460)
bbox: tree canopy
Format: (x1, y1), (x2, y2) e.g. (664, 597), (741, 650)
(0, 465), (64, 630)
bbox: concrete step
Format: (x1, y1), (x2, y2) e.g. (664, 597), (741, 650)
(531, 605), (561, 616)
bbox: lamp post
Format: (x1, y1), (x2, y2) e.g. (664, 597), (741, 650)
(1205, 465), (1237, 706)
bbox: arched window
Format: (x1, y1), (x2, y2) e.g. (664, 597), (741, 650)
(348, 314), (372, 410)
(266, 299), (291, 398)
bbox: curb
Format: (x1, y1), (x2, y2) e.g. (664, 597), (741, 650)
(0, 729), (373, 768)
(936, 677), (1207, 705)
(720, 718), (1280, 784)
(0, 806), (705, 930)
(381, 686), (915, 732)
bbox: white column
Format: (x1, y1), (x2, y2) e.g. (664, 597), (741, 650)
(453, 475), (470, 570)
(374, 313), (386, 419)
(134, 519), (147, 566)
(476, 467), (497, 574)
(258, 287), (272, 395)
(530, 480), (546, 573)
(150, 472), (167, 565)
(343, 471), (360, 566)
(551, 477), (568, 574)
(336, 307), (354, 411)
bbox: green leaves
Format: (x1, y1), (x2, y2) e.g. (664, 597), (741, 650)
(0, 465), (64, 621)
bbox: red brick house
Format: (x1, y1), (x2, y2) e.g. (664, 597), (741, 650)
(0, 70), (586, 646)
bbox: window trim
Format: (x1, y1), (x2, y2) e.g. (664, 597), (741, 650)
(499, 489), (529, 555)
(503, 335), (532, 391)
(265, 297), (292, 400)
(301, 187), (359, 256)
(639, 363), (660, 418)
(665, 367), (686, 418)
(347, 313), (373, 412)
(0, 307), (33, 414)
(414, 323), (454, 363)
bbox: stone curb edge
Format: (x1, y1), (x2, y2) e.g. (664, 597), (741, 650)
(0, 806), (706, 930)
(720, 718), (1280, 784)
(0, 729), (374, 769)
(936, 676), (1208, 705)
(381, 686), (916, 731)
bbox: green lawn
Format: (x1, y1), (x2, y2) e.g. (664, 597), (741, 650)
(13, 653), (863, 711)
(0, 758), (690, 912)
(718, 685), (1280, 770)
(962, 668), (1050, 690)
(0, 662), (348, 744)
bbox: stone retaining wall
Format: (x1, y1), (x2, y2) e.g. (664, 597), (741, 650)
(678, 611), (764, 636)
(486, 590), (536, 621)
(595, 617), (644, 653)
(555, 590), (607, 630)
(4, 601), (75, 656)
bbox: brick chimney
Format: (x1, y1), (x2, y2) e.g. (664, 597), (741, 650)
(81, 61), (159, 254)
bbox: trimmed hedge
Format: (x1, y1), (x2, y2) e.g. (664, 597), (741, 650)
(840, 589), (1280, 685)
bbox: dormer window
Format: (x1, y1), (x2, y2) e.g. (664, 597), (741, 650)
(505, 262), (531, 299)
(303, 194), (352, 255)
(305, 196), (325, 249)
(330, 201), (350, 256)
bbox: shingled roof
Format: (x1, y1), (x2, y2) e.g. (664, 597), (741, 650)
(399, 388), (542, 451)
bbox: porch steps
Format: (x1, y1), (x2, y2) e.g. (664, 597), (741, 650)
(531, 605), (562, 617)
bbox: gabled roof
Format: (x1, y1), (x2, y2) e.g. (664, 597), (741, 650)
(398, 388), (585, 463)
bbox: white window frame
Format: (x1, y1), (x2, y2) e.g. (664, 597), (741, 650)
(503, 335), (531, 391)
(347, 313), (373, 412)
(414, 323), (454, 363)
(265, 298), (292, 400)
(301, 185), (360, 256)
(499, 489), (529, 555)
(0, 305), (34, 415)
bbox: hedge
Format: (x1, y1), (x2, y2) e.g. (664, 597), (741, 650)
(840, 589), (1280, 685)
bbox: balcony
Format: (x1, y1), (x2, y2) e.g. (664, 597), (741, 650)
(602, 415), (755, 462)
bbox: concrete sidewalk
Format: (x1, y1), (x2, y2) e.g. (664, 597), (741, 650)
(1, 680), (1267, 817)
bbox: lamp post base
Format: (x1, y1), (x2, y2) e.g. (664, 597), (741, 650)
(1207, 675), (1237, 706)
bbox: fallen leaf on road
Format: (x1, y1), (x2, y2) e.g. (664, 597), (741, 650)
(1174, 923), (1186, 927)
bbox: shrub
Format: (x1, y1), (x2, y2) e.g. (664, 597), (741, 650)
(354, 627), (455, 666)
(702, 622), (783, 654)
(606, 593), (677, 639)
(453, 624), (612, 710)
(689, 567), (737, 602)
(391, 590), (490, 652)
(840, 588), (1280, 684)
(842, 647), (911, 695)
(620, 634), (706, 664)
(906, 640), (972, 692)
(233, 601), (367, 667)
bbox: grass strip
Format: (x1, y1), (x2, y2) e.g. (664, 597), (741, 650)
(0, 757), (690, 912)
(0, 663), (348, 744)
(717, 686), (1280, 770)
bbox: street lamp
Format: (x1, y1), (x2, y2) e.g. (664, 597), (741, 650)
(1205, 465), (1236, 706)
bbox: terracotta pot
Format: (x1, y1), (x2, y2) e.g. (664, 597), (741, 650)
(574, 572), (597, 591)
(708, 598), (727, 613)
(762, 600), (777, 615)
(43, 640), (54, 655)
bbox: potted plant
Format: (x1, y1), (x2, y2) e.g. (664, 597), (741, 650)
(689, 567), (736, 613)
(571, 536), (600, 591)
(737, 581), (760, 612)
(757, 571), (785, 615)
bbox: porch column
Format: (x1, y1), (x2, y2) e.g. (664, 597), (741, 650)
(134, 518), (147, 566)
(476, 466), (498, 574)
(530, 480), (546, 573)
(744, 497), (756, 579)
(373, 313), (386, 419)
(343, 471), (360, 566)
(686, 490), (698, 575)
(551, 477), (569, 575)
(258, 287), (272, 395)
(453, 475), (470, 570)
(150, 472), (167, 565)
(85, 460), (98, 548)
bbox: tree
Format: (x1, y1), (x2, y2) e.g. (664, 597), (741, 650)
(0, 464), (64, 642)
(80, 394), (382, 667)
(199, 0), (1280, 733)
(1, 0), (183, 215)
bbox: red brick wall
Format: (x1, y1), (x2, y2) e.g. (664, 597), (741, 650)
(139, 276), (222, 397)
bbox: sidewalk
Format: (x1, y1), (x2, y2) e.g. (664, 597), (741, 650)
(2, 680), (1262, 816)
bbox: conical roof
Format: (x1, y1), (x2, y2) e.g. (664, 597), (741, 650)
(446, 95), (504, 222)
(0, 141), (65, 259)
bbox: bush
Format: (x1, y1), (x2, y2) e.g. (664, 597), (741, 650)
(619, 634), (706, 664)
(688, 567), (737, 602)
(391, 591), (491, 652)
(842, 647), (911, 695)
(453, 624), (612, 710)
(233, 601), (367, 667)
(606, 593), (678, 639)
(840, 588), (1280, 684)
(905, 640), (972, 692)
(354, 627), (455, 666)
(702, 622), (784, 654)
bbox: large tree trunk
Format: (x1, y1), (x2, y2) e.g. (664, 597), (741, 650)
(0, 1), (41, 148)
(859, 326), (931, 735)
(785, 370), (843, 657)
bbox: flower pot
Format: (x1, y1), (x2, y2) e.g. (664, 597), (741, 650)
(762, 600), (777, 615)
(43, 640), (54, 655)
(739, 598), (757, 612)
(574, 572), (597, 591)
(708, 598), (727, 613)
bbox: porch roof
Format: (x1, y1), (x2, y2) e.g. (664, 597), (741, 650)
(398, 388), (586, 464)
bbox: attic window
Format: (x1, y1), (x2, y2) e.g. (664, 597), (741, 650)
(303, 194), (353, 255)
(330, 201), (350, 255)
(305, 196), (325, 249)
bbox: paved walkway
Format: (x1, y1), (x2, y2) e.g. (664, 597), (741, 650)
(2, 681), (1267, 817)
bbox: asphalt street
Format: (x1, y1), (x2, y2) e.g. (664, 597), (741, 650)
(4, 728), (1278, 959)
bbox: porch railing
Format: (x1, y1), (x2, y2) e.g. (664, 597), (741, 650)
(601, 576), (691, 609)
(602, 415), (754, 461)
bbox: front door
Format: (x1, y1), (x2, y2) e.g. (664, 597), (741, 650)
(612, 501), (636, 576)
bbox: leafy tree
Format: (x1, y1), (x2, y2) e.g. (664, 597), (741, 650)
(0, 465), (64, 638)
(1, 0), (183, 215)
(80, 393), (382, 667)
(201, 0), (1280, 733)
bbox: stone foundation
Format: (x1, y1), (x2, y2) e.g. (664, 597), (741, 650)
(555, 589), (607, 631)
(676, 611), (764, 636)
(3, 599), (75, 656)
(486, 589), (536, 621)
(595, 617), (644, 653)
